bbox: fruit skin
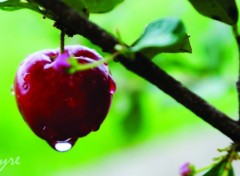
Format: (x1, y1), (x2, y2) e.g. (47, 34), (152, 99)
(13, 45), (116, 146)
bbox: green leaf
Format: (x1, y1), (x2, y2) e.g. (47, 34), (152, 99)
(229, 166), (235, 176)
(63, 0), (123, 15)
(83, 0), (123, 13)
(188, 0), (238, 25)
(130, 17), (192, 59)
(0, 0), (55, 19)
(0, 0), (33, 11)
(203, 159), (235, 176)
(63, 0), (89, 17)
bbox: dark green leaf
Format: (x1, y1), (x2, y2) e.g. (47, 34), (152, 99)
(130, 17), (192, 58)
(63, 0), (123, 14)
(0, 0), (54, 19)
(84, 0), (124, 13)
(0, 0), (34, 11)
(229, 165), (235, 176)
(188, 0), (238, 25)
(203, 159), (235, 176)
(63, 0), (89, 17)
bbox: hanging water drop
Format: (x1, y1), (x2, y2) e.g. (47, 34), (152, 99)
(42, 126), (77, 152)
(45, 134), (77, 152)
(54, 142), (72, 152)
(47, 138), (77, 152)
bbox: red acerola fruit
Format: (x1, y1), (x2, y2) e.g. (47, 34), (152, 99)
(13, 45), (116, 152)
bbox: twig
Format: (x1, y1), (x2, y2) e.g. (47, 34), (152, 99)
(34, 0), (240, 142)
(60, 29), (65, 53)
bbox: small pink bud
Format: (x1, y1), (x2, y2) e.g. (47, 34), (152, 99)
(180, 162), (195, 176)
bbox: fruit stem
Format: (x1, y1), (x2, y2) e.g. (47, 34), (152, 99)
(60, 30), (65, 53)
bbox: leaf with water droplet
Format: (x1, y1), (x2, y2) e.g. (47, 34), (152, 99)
(188, 0), (238, 25)
(130, 17), (192, 59)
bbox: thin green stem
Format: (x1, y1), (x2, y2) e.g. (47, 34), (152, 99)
(68, 52), (118, 74)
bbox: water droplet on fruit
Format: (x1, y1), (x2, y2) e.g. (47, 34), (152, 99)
(23, 82), (29, 90)
(23, 73), (31, 81)
(109, 75), (116, 95)
(42, 126), (78, 152)
(10, 85), (15, 96)
(47, 138), (77, 152)
(65, 97), (76, 108)
(55, 142), (72, 152)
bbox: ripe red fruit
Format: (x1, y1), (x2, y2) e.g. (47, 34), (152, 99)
(13, 45), (116, 152)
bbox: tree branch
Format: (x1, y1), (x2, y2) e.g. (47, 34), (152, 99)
(35, 0), (240, 142)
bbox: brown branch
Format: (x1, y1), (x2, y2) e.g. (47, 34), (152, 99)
(34, 0), (240, 142)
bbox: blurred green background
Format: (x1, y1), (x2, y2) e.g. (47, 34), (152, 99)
(0, 0), (239, 175)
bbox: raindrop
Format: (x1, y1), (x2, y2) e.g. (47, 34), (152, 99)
(46, 138), (77, 152)
(55, 142), (72, 152)
(109, 76), (116, 95)
(23, 82), (29, 90)
(42, 126), (78, 152)
(23, 73), (31, 81)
